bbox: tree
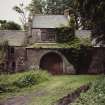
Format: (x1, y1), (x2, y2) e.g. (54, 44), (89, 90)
(0, 20), (21, 30)
(45, 0), (63, 14)
(27, 0), (78, 30)
(13, 3), (27, 30)
(73, 0), (105, 73)
(6, 21), (21, 30)
(27, 0), (73, 15)
(0, 20), (7, 30)
(44, 0), (73, 15)
(27, 0), (45, 15)
(73, 0), (105, 46)
(13, 1), (46, 30)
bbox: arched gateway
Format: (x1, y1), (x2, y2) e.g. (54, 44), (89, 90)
(40, 52), (63, 74)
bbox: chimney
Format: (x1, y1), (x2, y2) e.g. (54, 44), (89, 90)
(64, 8), (74, 19)
(64, 9), (70, 17)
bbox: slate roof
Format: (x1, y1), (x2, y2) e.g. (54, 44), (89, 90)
(0, 30), (26, 46)
(32, 15), (69, 28)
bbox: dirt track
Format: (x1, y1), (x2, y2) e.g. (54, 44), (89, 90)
(0, 90), (46, 105)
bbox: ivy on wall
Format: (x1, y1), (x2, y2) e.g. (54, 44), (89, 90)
(56, 14), (76, 43)
(60, 46), (92, 74)
(56, 27), (75, 43)
(0, 41), (8, 64)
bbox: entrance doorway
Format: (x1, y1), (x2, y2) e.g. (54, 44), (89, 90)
(40, 52), (63, 74)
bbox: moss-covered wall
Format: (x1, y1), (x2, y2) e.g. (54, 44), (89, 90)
(60, 47), (92, 74)
(2, 46), (105, 74)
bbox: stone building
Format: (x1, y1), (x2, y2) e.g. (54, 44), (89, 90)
(0, 30), (27, 73)
(0, 14), (93, 74)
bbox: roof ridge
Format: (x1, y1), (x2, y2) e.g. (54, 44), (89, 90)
(33, 15), (66, 17)
(0, 30), (26, 32)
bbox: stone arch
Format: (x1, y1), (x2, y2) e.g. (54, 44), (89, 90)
(39, 51), (63, 74)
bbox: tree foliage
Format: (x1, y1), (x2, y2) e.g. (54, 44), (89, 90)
(27, 0), (46, 15)
(27, 0), (73, 15)
(0, 20), (21, 30)
(27, 0), (105, 45)
(45, 0), (64, 14)
(13, 3), (27, 30)
(73, 0), (105, 46)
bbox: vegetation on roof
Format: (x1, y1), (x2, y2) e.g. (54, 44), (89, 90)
(27, 37), (91, 49)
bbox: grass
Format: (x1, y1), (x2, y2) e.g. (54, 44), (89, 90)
(29, 75), (100, 105)
(0, 71), (100, 105)
(0, 70), (51, 99)
(71, 76), (105, 105)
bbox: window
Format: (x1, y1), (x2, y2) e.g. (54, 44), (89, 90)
(10, 47), (15, 54)
(41, 32), (47, 41)
(8, 47), (15, 58)
(41, 31), (56, 41)
(48, 32), (56, 41)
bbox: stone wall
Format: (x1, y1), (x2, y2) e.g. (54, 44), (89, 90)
(29, 29), (56, 44)
(6, 47), (105, 74)
(7, 47), (27, 72)
(28, 29), (91, 45)
(88, 47), (105, 74)
(26, 48), (76, 74)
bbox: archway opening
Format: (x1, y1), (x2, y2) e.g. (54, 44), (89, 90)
(40, 52), (63, 75)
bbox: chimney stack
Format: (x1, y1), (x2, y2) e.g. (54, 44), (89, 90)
(64, 8), (74, 19)
(64, 9), (70, 17)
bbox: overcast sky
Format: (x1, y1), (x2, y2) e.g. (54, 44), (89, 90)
(0, 0), (31, 25)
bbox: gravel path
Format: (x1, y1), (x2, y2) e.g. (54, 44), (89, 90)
(0, 90), (46, 105)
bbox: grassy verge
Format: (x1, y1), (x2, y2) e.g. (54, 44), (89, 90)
(29, 75), (100, 105)
(0, 70), (51, 99)
(0, 71), (100, 105)
(71, 75), (105, 105)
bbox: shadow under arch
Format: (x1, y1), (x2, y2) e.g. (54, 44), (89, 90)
(39, 52), (63, 75)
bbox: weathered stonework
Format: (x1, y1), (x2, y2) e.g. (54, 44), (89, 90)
(6, 47), (105, 74)
(26, 48), (76, 74)
(88, 47), (105, 74)
(1, 14), (104, 74)
(5, 46), (76, 74)
(7, 47), (27, 73)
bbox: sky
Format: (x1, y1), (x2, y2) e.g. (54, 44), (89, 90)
(0, 0), (31, 25)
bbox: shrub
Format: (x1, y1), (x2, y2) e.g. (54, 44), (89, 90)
(14, 73), (37, 88)
(0, 70), (51, 91)
(56, 15), (75, 43)
(71, 76), (105, 105)
(13, 70), (51, 88)
(0, 84), (14, 93)
(56, 27), (75, 43)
